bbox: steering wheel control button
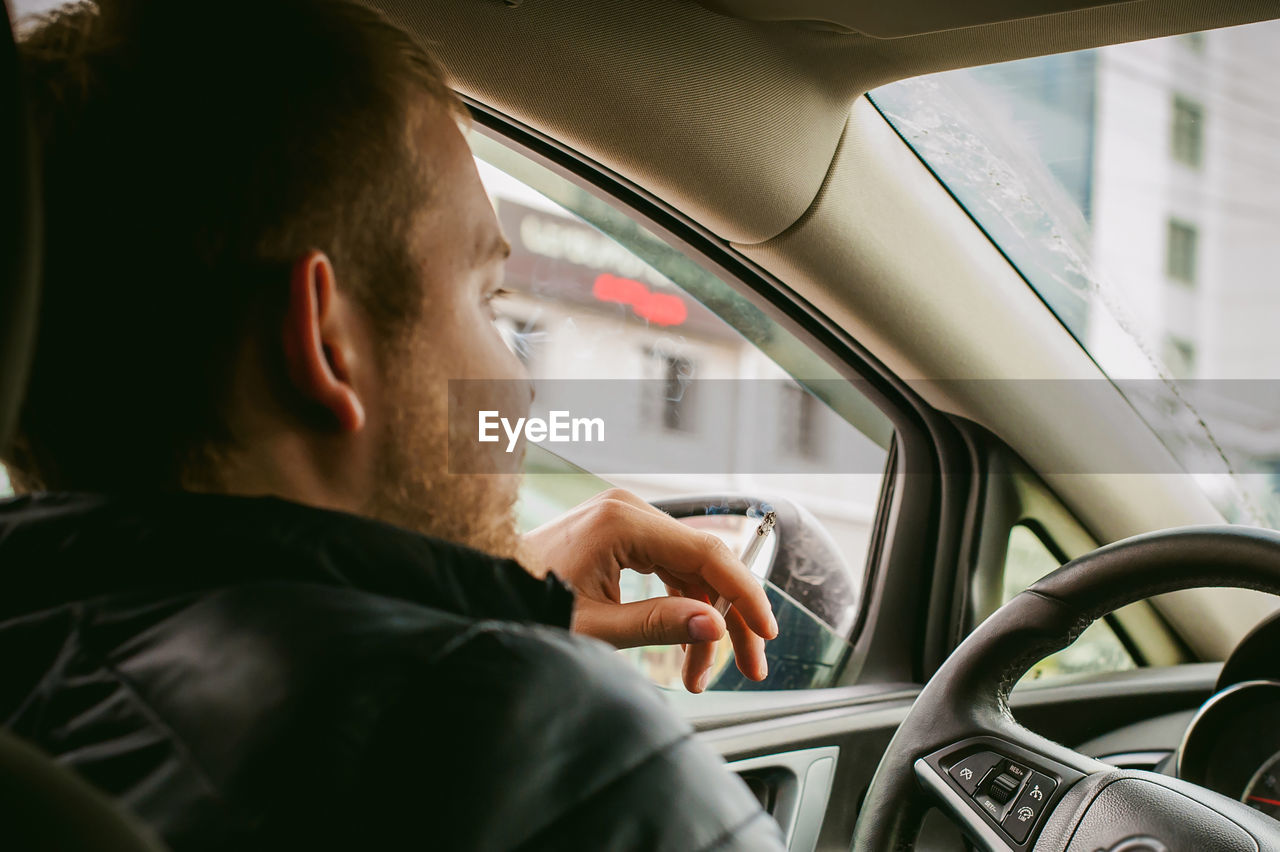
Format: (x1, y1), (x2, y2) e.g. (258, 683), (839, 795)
(947, 751), (1000, 796)
(975, 792), (1005, 821)
(999, 770), (1056, 844)
(988, 771), (1021, 804)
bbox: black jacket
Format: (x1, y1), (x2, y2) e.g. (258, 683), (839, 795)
(0, 492), (784, 851)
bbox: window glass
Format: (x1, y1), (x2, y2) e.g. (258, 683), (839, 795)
(1004, 525), (1136, 682)
(1170, 95), (1204, 168)
(469, 130), (894, 690)
(1165, 219), (1198, 284)
(869, 20), (1280, 530)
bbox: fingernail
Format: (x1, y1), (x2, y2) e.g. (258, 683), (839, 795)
(688, 614), (719, 643)
(768, 611), (779, 639)
(758, 658), (769, 681)
(696, 667), (711, 692)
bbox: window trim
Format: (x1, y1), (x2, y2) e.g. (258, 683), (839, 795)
(462, 96), (970, 695)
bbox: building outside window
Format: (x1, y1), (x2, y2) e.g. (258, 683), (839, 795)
(870, 19), (1280, 529)
(1171, 95), (1204, 168)
(1166, 219), (1199, 285)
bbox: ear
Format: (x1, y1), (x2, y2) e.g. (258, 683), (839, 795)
(280, 250), (366, 433)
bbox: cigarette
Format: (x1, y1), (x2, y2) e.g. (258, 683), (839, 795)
(714, 510), (776, 618)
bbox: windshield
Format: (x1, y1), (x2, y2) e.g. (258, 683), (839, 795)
(870, 21), (1280, 528)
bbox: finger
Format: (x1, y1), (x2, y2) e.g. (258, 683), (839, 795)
(664, 583), (690, 653)
(620, 517), (778, 641)
(532, 488), (659, 534)
(683, 636), (718, 693)
(571, 596), (725, 650)
(656, 569), (716, 603)
(591, 487), (671, 518)
(725, 604), (768, 681)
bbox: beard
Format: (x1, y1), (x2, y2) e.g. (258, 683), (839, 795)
(361, 357), (524, 561)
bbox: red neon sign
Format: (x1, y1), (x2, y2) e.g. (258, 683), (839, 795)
(592, 273), (688, 327)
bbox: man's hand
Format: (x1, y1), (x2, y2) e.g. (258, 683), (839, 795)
(519, 489), (779, 693)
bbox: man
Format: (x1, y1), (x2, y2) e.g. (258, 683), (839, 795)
(0, 0), (785, 849)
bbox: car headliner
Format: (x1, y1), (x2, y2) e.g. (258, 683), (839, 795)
(375, 0), (1280, 655)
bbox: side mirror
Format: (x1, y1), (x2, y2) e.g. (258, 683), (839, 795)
(644, 494), (859, 691)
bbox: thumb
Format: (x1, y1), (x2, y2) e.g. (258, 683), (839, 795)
(572, 597), (726, 649)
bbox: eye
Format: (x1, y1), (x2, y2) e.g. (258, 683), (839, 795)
(484, 287), (512, 320)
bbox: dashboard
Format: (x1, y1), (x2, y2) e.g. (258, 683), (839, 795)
(1083, 609), (1280, 821)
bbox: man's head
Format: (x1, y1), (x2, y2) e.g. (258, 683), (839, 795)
(8, 0), (529, 555)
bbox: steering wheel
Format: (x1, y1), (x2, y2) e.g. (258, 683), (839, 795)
(854, 525), (1280, 852)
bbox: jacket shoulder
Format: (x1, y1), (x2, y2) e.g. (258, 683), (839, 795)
(81, 582), (781, 851)
(270, 618), (784, 851)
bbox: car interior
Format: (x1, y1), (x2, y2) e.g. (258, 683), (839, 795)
(5, 0), (1280, 849)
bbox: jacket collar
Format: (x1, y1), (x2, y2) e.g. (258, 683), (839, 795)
(0, 491), (572, 628)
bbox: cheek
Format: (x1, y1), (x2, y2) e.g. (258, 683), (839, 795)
(487, 330), (532, 421)
(425, 298), (512, 374)
(467, 307), (528, 383)
(438, 305), (531, 415)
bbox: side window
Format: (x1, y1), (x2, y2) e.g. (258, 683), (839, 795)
(1004, 524), (1136, 681)
(470, 130), (895, 691)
